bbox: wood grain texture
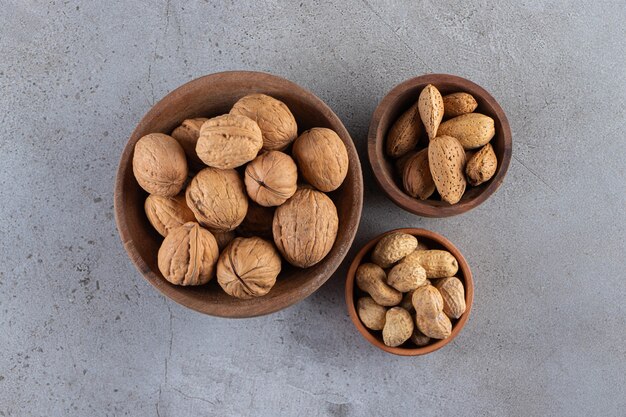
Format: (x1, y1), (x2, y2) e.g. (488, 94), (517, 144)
(368, 74), (512, 217)
(115, 71), (363, 318)
(345, 228), (474, 356)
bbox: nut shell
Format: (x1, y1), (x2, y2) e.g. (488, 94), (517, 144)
(437, 113), (495, 150)
(428, 135), (467, 205)
(196, 114), (263, 169)
(237, 202), (275, 239)
(466, 143), (497, 186)
(357, 297), (387, 331)
(442, 92), (478, 118)
(410, 328), (431, 346)
(186, 167), (248, 231)
(418, 84), (444, 140)
(433, 277), (466, 319)
(292, 128), (349, 192)
(355, 263), (402, 307)
(387, 261), (427, 292)
(157, 222), (219, 286)
(213, 230), (236, 251)
(412, 284), (452, 339)
(171, 118), (208, 169)
(145, 194), (196, 237)
(403, 249), (459, 279)
(385, 102), (421, 158)
(230, 94), (297, 151)
(371, 232), (418, 268)
(245, 151), (298, 207)
(399, 290), (416, 312)
(132, 133), (188, 197)
(382, 307), (414, 347)
(272, 188), (338, 268)
(217, 237), (281, 299)
(402, 148), (435, 200)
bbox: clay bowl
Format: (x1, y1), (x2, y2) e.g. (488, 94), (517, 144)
(345, 228), (473, 356)
(368, 74), (512, 217)
(115, 71), (363, 318)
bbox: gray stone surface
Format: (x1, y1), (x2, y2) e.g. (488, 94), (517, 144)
(1, 0), (625, 416)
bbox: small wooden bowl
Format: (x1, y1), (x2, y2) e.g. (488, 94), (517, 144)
(345, 228), (473, 356)
(115, 71), (363, 318)
(368, 74), (512, 217)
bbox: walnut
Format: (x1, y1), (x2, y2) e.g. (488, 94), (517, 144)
(157, 222), (219, 286)
(244, 151), (297, 207)
(196, 114), (263, 169)
(237, 201), (275, 239)
(212, 230), (236, 251)
(230, 94), (297, 151)
(185, 167), (248, 231)
(292, 127), (349, 192)
(272, 188), (338, 268)
(171, 118), (208, 169)
(217, 237), (282, 299)
(132, 133), (188, 197)
(144, 194), (196, 237)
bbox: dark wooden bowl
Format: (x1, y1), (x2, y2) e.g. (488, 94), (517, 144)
(368, 74), (512, 217)
(345, 228), (473, 356)
(115, 71), (363, 318)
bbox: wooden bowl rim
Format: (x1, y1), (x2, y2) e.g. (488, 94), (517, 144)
(345, 228), (474, 356)
(367, 73), (512, 218)
(114, 70), (364, 318)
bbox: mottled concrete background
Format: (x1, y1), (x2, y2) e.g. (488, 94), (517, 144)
(1, 1), (624, 416)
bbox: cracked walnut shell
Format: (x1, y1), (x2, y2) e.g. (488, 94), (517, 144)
(292, 128), (349, 192)
(217, 237), (281, 299)
(145, 194), (196, 237)
(245, 151), (298, 207)
(157, 222), (219, 286)
(196, 114), (263, 169)
(185, 167), (248, 232)
(272, 188), (338, 268)
(230, 94), (297, 151)
(132, 133), (188, 197)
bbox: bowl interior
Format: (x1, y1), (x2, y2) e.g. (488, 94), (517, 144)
(368, 74), (512, 217)
(115, 71), (363, 318)
(345, 228), (473, 356)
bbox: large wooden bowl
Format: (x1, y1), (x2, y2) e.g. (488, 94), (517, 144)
(368, 74), (512, 217)
(345, 228), (473, 356)
(115, 71), (363, 318)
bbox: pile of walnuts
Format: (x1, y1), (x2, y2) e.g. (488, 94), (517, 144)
(355, 232), (466, 348)
(387, 85), (498, 205)
(132, 94), (349, 299)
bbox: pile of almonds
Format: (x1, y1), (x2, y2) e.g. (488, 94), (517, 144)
(132, 94), (349, 299)
(355, 232), (466, 347)
(387, 84), (498, 204)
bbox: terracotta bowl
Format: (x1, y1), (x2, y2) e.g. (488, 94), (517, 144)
(368, 74), (512, 217)
(115, 71), (363, 318)
(345, 228), (473, 356)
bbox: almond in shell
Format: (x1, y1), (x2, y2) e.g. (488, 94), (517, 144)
(428, 135), (467, 204)
(437, 113), (495, 150)
(402, 148), (435, 200)
(466, 143), (497, 186)
(442, 92), (478, 118)
(386, 102), (421, 158)
(418, 84), (444, 140)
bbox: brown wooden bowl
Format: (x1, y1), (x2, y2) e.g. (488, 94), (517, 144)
(345, 228), (473, 356)
(368, 74), (512, 217)
(115, 71), (363, 318)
